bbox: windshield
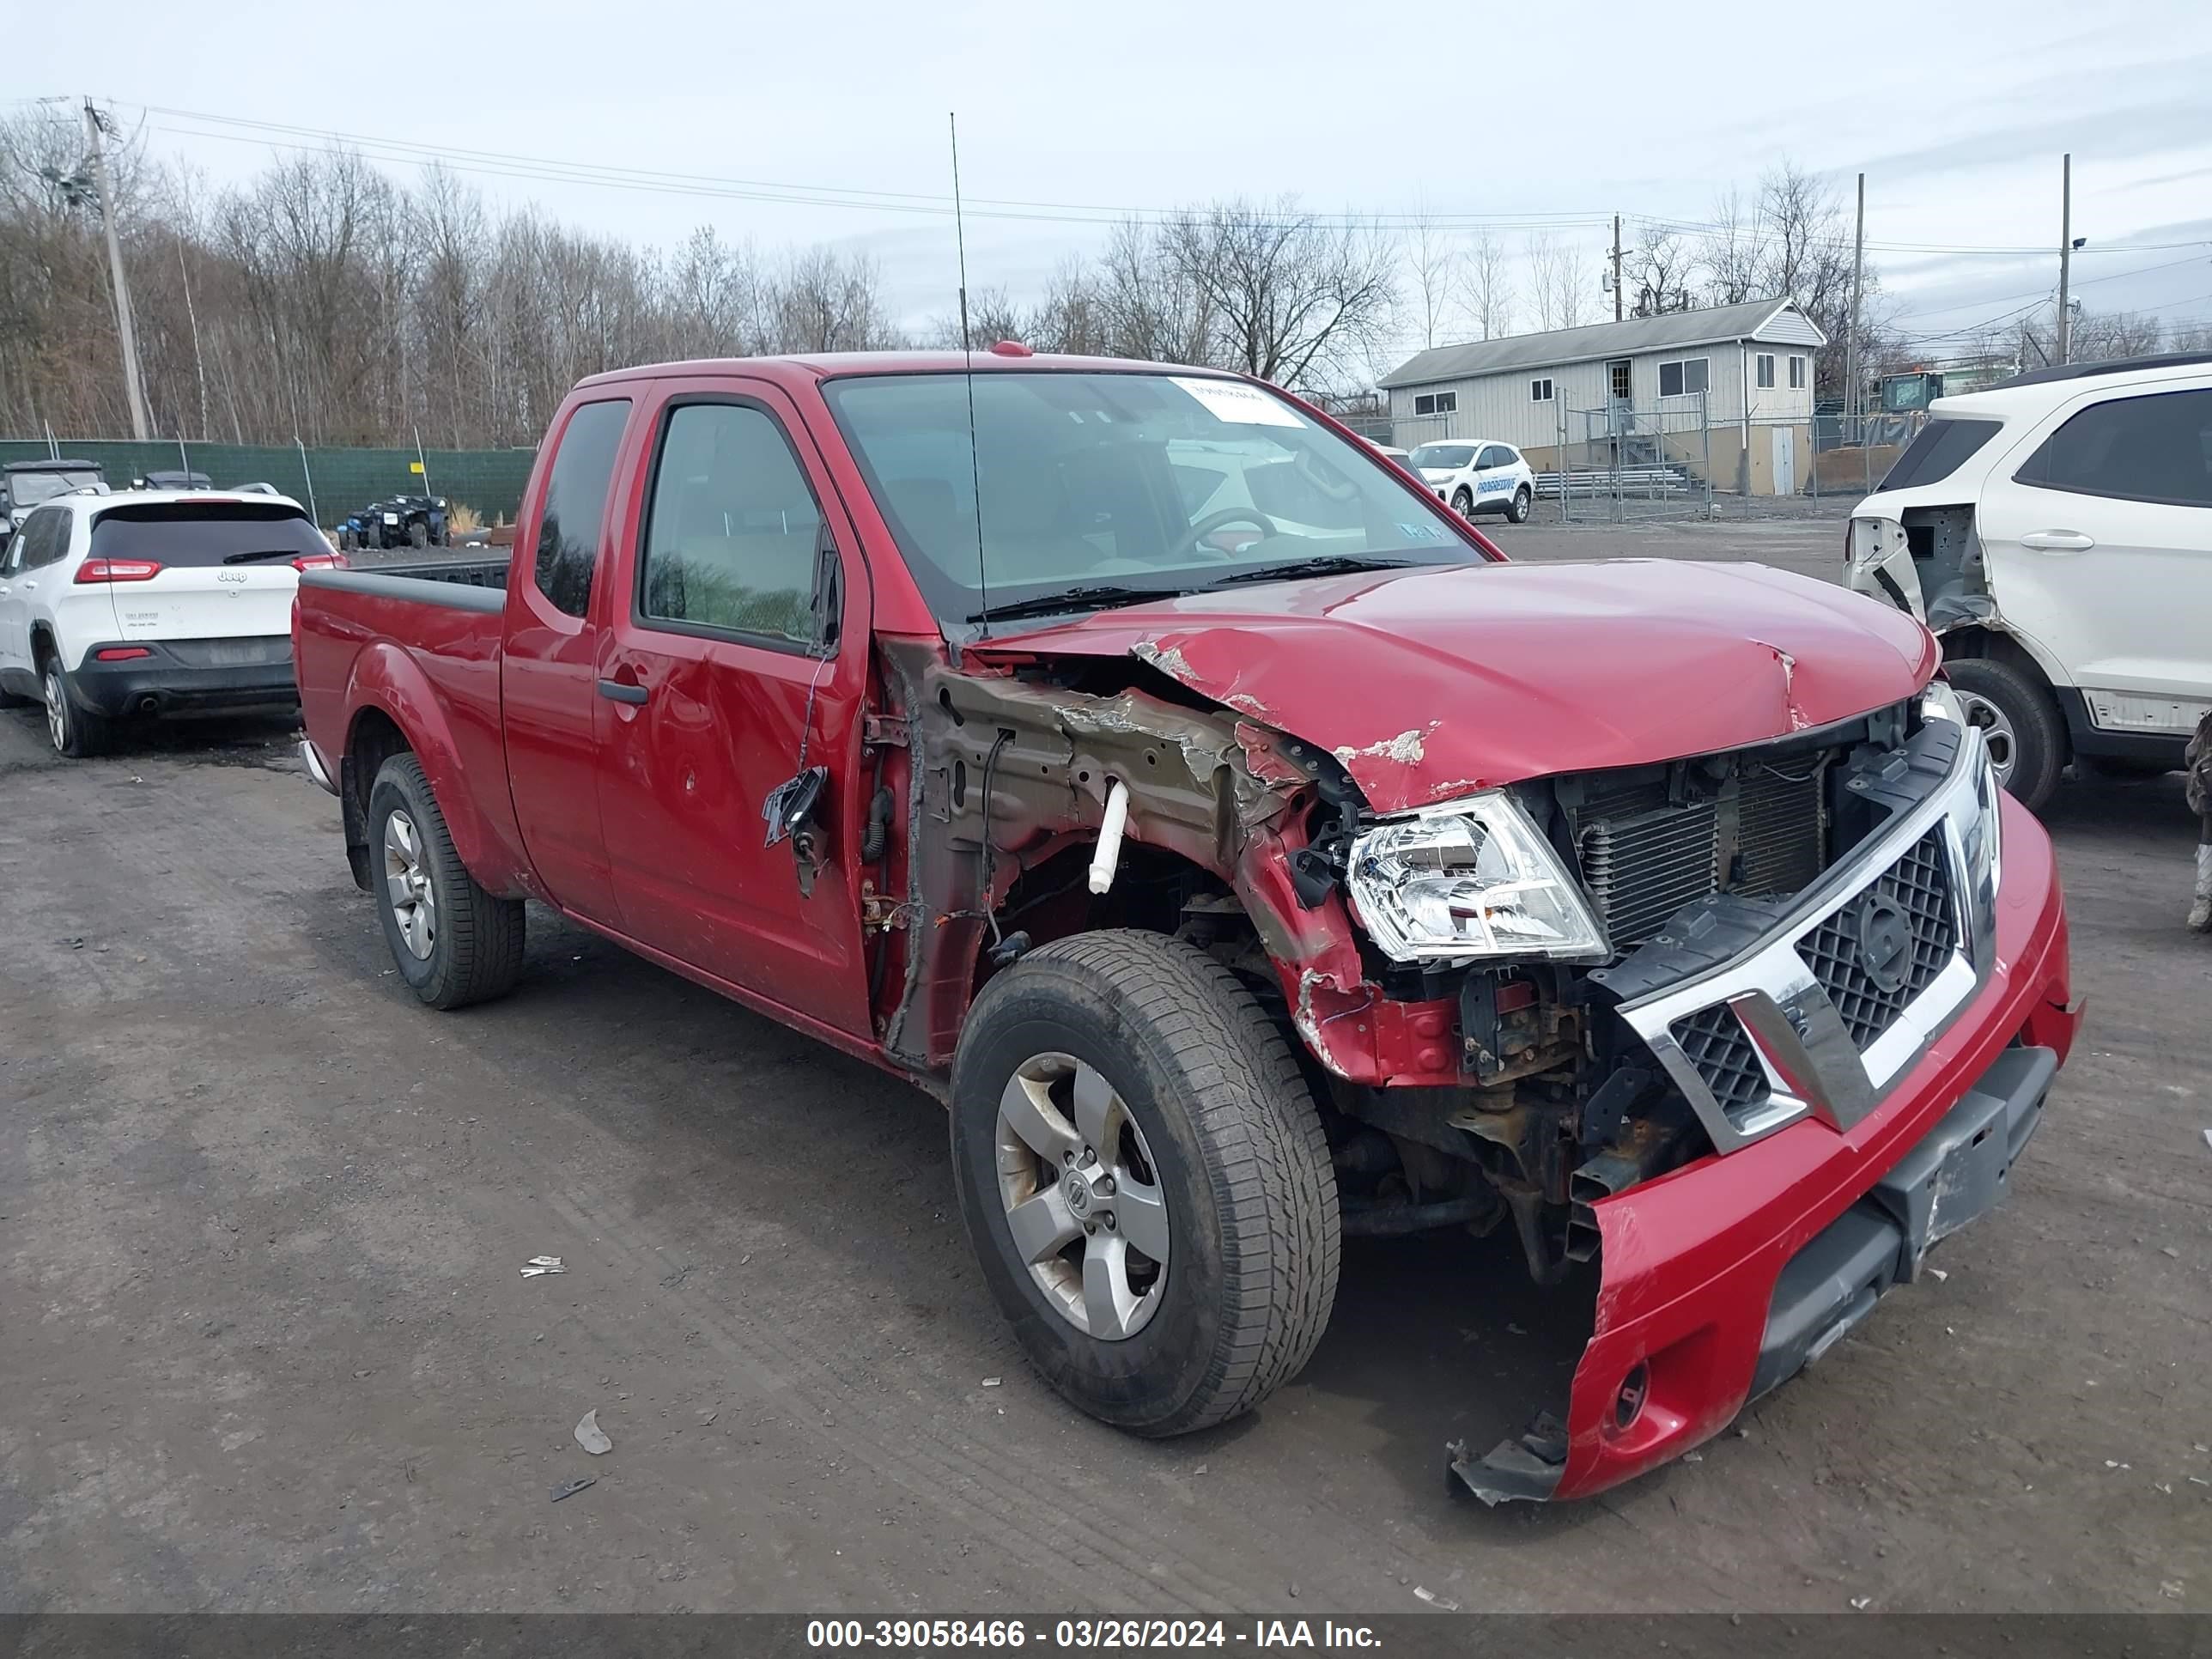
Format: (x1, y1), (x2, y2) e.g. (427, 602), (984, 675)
(821, 370), (1480, 627)
(10, 468), (100, 506)
(90, 501), (325, 566)
(1409, 444), (1476, 471)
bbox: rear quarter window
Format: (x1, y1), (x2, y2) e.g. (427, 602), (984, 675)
(1875, 417), (2003, 493)
(2013, 387), (2212, 508)
(90, 501), (325, 566)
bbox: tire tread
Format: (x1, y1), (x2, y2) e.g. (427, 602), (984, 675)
(971, 931), (1339, 1435)
(373, 754), (526, 1008)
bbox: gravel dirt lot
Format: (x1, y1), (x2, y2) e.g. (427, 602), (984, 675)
(3, 517), (2208, 1614)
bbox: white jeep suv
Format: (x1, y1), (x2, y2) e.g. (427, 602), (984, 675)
(1409, 440), (1535, 524)
(0, 489), (340, 757)
(1846, 353), (2212, 809)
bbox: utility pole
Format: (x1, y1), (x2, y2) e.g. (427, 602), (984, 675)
(1611, 214), (1625, 322)
(82, 97), (151, 441)
(2057, 153), (2073, 366)
(1846, 173), (1865, 441)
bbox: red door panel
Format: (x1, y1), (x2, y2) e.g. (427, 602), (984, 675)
(592, 379), (874, 1037)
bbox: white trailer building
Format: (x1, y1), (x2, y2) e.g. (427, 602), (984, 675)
(1379, 299), (1827, 496)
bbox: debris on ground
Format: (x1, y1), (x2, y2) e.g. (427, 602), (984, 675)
(1505, 1323), (1528, 1335)
(550, 1477), (595, 1503)
(521, 1255), (565, 1278)
(1850, 1597), (1872, 1611)
(981, 1376), (1001, 1388)
(698, 1410), (717, 1425)
(1929, 1267), (1948, 1281)
(2202, 1129), (2212, 1153)
(574, 1409), (612, 1455)
(1287, 1583), (1298, 1599)
(1412, 1586), (1460, 1611)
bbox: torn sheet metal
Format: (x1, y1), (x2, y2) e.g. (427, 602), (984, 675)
(972, 560), (1936, 811)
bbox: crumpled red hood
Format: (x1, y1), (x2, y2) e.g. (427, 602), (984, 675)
(974, 559), (1937, 811)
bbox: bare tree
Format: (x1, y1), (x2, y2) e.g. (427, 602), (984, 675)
(1402, 210), (1460, 349)
(1460, 229), (1514, 340)
(1523, 234), (1594, 331)
(1696, 190), (1766, 306)
(1089, 218), (1212, 365)
(1626, 225), (1696, 316)
(1159, 198), (1398, 390)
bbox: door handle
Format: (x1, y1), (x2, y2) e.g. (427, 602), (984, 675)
(597, 678), (649, 705)
(2019, 530), (2095, 553)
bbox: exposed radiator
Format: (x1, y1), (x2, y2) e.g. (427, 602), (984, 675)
(1574, 763), (1826, 950)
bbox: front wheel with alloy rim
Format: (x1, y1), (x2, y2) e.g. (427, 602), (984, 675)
(1450, 486), (1474, 517)
(1508, 484), (1532, 524)
(951, 930), (1340, 1437)
(1945, 657), (2065, 811)
(42, 662), (109, 758)
(367, 753), (526, 1008)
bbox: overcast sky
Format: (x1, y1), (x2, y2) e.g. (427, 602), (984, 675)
(52, 0), (2212, 369)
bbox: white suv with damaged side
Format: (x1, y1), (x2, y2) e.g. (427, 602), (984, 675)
(1847, 353), (2212, 809)
(0, 489), (340, 757)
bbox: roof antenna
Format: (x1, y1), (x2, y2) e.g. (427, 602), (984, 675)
(950, 111), (989, 638)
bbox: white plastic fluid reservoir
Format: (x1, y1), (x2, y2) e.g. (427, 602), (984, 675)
(1088, 781), (1131, 894)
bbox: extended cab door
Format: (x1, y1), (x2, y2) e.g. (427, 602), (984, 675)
(1975, 379), (2212, 733)
(592, 380), (874, 1038)
(501, 395), (636, 926)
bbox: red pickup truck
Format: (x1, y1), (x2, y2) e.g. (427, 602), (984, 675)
(295, 349), (2078, 1504)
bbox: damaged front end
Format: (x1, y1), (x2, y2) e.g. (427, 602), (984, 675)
(868, 620), (2043, 1506)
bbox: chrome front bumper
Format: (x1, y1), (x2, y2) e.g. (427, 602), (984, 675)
(1597, 718), (2002, 1155)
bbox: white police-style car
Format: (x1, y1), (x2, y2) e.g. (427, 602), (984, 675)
(1408, 440), (1535, 524)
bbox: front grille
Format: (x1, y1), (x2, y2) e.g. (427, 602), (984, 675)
(1670, 1004), (1769, 1117)
(1796, 829), (1956, 1048)
(1574, 763), (1826, 950)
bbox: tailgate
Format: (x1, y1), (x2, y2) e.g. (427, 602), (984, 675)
(88, 497), (332, 643)
(112, 563), (301, 642)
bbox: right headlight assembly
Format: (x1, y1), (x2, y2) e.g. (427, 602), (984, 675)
(1346, 791), (1610, 964)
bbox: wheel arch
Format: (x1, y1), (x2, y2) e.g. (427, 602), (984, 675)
(1938, 625), (2071, 763)
(337, 644), (515, 897)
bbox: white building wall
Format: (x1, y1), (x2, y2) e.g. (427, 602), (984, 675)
(1389, 335), (1816, 449)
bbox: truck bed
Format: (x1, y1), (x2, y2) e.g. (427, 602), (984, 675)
(294, 563), (534, 896)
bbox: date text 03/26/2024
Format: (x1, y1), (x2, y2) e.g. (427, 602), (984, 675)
(805, 1620), (1384, 1650)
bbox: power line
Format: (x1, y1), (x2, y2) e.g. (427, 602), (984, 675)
(115, 99), (2212, 258)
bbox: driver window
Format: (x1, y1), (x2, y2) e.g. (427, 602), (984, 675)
(640, 402), (825, 648)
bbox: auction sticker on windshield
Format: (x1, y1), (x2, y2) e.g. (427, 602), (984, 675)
(1171, 377), (1305, 427)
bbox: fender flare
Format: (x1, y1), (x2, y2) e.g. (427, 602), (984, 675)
(342, 641), (505, 888)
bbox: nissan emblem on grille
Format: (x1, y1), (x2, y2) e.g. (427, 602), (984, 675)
(1853, 895), (1913, 994)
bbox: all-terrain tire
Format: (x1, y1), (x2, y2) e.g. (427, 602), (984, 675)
(1946, 657), (2066, 811)
(368, 753), (526, 1009)
(951, 930), (1340, 1437)
(409, 520), (429, 549)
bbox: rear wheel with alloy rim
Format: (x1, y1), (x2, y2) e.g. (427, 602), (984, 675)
(1944, 657), (2064, 811)
(42, 661), (108, 758)
(367, 753), (526, 1008)
(951, 930), (1339, 1437)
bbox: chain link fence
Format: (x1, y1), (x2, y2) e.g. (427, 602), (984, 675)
(1803, 406), (1917, 501)
(1549, 393), (1716, 523)
(0, 438), (538, 528)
